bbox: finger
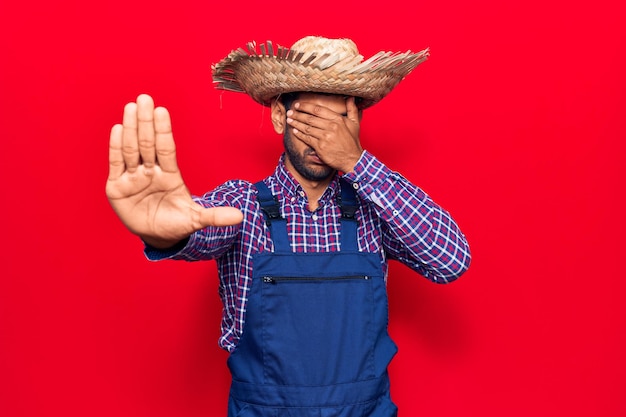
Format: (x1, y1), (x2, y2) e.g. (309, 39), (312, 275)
(291, 129), (320, 154)
(287, 109), (328, 132)
(153, 106), (179, 173)
(346, 97), (360, 123)
(199, 206), (244, 227)
(345, 97), (361, 137)
(136, 94), (156, 168)
(122, 102), (140, 172)
(293, 101), (337, 121)
(108, 124), (125, 180)
(287, 117), (323, 140)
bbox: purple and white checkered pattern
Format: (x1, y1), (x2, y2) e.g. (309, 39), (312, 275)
(145, 151), (471, 352)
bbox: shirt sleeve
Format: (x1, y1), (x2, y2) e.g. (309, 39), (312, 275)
(143, 180), (250, 262)
(342, 150), (471, 283)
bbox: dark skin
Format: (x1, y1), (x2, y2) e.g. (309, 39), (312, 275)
(271, 93), (363, 210)
(106, 94), (244, 248)
(106, 93), (363, 247)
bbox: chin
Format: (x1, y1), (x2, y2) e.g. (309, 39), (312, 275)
(302, 168), (335, 182)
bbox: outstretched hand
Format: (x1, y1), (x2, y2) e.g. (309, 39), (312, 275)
(106, 94), (243, 248)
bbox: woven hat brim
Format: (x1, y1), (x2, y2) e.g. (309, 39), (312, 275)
(212, 41), (429, 109)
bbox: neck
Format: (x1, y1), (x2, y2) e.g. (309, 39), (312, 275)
(285, 161), (335, 212)
(301, 179), (332, 211)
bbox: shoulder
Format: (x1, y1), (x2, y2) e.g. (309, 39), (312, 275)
(213, 179), (256, 195)
(193, 179), (263, 209)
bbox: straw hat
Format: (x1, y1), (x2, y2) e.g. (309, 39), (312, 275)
(211, 36), (429, 109)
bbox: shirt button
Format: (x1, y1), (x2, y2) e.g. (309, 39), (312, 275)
(312, 214), (318, 221)
(392, 210), (399, 216)
(290, 197), (296, 203)
(299, 191), (306, 197)
(352, 182), (359, 189)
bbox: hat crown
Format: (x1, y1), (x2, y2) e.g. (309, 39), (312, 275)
(290, 36), (360, 62)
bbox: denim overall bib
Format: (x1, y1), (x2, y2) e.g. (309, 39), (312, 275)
(226, 180), (398, 417)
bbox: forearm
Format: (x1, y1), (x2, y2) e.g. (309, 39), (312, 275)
(143, 217), (240, 262)
(343, 151), (471, 283)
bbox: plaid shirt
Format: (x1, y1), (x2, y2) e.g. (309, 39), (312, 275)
(146, 151), (471, 352)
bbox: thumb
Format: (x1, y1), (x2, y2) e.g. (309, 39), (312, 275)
(199, 206), (244, 227)
(346, 96), (360, 123)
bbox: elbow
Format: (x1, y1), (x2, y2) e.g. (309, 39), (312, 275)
(450, 250), (472, 282)
(432, 244), (472, 284)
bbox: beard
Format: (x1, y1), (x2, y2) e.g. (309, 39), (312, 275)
(283, 130), (335, 181)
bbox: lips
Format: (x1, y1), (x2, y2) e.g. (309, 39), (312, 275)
(304, 148), (322, 162)
(307, 152), (323, 164)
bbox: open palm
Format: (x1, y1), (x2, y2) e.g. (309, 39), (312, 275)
(106, 94), (243, 248)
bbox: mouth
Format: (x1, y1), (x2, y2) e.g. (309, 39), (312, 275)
(305, 149), (324, 164)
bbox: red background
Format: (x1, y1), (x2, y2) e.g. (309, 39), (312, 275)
(1, 1), (625, 416)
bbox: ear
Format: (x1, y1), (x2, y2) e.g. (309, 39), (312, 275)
(270, 99), (287, 134)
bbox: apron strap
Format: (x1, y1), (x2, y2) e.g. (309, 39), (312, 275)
(254, 180), (289, 250)
(339, 178), (359, 251)
(254, 179), (359, 252)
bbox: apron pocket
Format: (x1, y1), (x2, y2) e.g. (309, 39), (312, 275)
(261, 275), (376, 386)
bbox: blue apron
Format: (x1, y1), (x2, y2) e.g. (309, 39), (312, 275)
(226, 179), (398, 417)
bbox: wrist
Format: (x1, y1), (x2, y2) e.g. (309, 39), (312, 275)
(142, 235), (187, 250)
(340, 149), (365, 174)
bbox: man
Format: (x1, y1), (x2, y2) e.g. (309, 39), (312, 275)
(107, 36), (471, 417)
